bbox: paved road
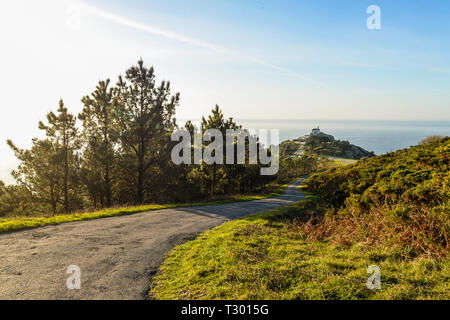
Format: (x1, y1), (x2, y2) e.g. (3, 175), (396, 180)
(0, 179), (306, 300)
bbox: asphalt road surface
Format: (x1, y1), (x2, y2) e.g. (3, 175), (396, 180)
(0, 179), (306, 300)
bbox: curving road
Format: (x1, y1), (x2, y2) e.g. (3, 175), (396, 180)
(0, 179), (306, 300)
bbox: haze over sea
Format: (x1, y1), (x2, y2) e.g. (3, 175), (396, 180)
(235, 120), (450, 156)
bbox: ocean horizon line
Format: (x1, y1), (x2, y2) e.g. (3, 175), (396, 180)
(178, 118), (450, 123)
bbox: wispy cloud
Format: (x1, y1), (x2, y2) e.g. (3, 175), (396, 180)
(79, 1), (324, 87)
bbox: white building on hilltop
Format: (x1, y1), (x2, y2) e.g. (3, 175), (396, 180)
(311, 126), (321, 135)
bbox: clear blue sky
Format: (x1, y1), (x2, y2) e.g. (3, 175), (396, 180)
(0, 0), (449, 182)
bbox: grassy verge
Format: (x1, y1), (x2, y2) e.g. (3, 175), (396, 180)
(150, 203), (449, 300)
(0, 184), (288, 234)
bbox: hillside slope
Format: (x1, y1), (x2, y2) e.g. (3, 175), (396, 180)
(305, 137), (449, 256)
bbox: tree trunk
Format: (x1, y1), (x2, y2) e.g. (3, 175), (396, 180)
(63, 146), (69, 213)
(137, 155), (144, 204)
(50, 184), (56, 214)
(105, 165), (112, 207)
(210, 163), (216, 198)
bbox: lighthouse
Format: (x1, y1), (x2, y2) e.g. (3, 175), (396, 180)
(311, 126), (321, 135)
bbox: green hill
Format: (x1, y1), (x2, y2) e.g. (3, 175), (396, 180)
(305, 136), (449, 256)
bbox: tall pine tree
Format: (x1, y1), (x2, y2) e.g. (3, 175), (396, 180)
(201, 105), (240, 197)
(38, 100), (79, 213)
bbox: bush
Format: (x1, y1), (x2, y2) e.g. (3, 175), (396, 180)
(302, 137), (449, 256)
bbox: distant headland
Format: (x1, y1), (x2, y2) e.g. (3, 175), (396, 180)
(280, 127), (375, 160)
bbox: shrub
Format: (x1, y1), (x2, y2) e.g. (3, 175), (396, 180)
(301, 137), (449, 257)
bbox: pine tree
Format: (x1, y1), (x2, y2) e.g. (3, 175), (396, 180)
(79, 79), (117, 207)
(201, 105), (240, 197)
(7, 138), (62, 213)
(115, 59), (179, 203)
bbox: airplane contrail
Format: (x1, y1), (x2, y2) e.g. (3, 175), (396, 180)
(79, 2), (324, 87)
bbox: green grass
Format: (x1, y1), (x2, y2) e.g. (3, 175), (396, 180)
(150, 205), (449, 300)
(330, 158), (357, 165)
(0, 184), (288, 234)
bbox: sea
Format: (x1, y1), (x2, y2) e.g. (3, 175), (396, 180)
(210, 120), (450, 156)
